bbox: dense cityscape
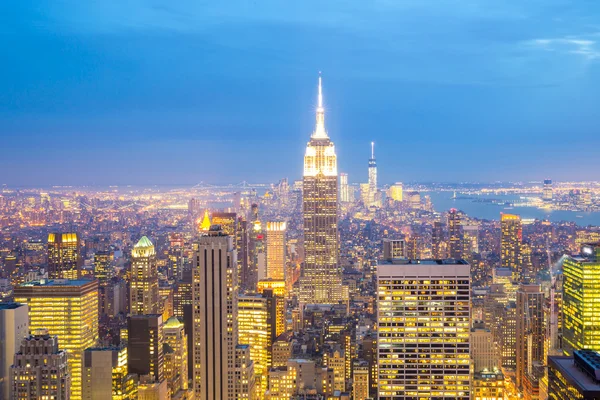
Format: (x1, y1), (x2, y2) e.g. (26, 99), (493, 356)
(1, 76), (600, 400)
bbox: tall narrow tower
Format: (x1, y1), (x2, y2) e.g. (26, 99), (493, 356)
(130, 236), (159, 315)
(192, 228), (238, 400)
(368, 142), (377, 206)
(300, 74), (341, 305)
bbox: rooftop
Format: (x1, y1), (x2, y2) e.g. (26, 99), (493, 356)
(379, 258), (469, 265)
(549, 352), (600, 394)
(19, 279), (95, 287)
(0, 302), (26, 310)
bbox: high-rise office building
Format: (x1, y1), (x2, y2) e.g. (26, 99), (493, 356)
(10, 329), (70, 400)
(543, 179), (553, 201)
(248, 204), (265, 291)
(192, 228), (238, 400)
(516, 284), (545, 389)
(471, 321), (499, 372)
(377, 259), (471, 399)
(130, 236), (159, 315)
(94, 250), (112, 281)
(300, 75), (341, 305)
(432, 221), (445, 259)
(382, 239), (406, 259)
(234, 345), (256, 399)
(212, 212), (248, 295)
(353, 361), (370, 400)
(368, 141), (378, 207)
(83, 346), (136, 400)
(563, 244), (600, 355)
(501, 213), (522, 276)
(339, 173), (350, 203)
(266, 221), (286, 280)
(48, 232), (83, 279)
(14, 279), (98, 400)
(238, 294), (269, 398)
(127, 314), (164, 383)
(163, 316), (189, 396)
(448, 208), (463, 259)
(390, 182), (403, 202)
(548, 350), (600, 399)
(0, 303), (29, 400)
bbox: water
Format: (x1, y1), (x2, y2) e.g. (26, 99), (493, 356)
(425, 192), (600, 226)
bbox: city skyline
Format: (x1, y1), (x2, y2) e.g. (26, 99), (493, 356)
(2, 1), (600, 185)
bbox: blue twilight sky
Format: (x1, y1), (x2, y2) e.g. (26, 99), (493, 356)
(1, 0), (600, 186)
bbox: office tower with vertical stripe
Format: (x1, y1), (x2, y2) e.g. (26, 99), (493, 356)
(192, 228), (238, 400)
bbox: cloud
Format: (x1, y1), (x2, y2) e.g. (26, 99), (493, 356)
(526, 36), (600, 60)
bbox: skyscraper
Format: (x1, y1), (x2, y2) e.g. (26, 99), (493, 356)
(563, 244), (600, 355)
(163, 316), (189, 396)
(127, 314), (164, 384)
(448, 208), (463, 259)
(248, 204), (265, 291)
(339, 173), (350, 203)
(543, 179), (553, 201)
(300, 74), (341, 305)
(0, 303), (29, 400)
(548, 350), (600, 399)
(238, 294), (269, 398)
(389, 182), (403, 202)
(432, 221), (445, 259)
(47, 232), (83, 279)
(14, 279), (99, 400)
(10, 329), (70, 400)
(501, 213), (522, 277)
(516, 284), (544, 389)
(83, 346), (135, 400)
(130, 236), (159, 315)
(266, 221), (286, 280)
(192, 228), (238, 400)
(368, 141), (378, 207)
(377, 259), (471, 399)
(212, 212), (248, 295)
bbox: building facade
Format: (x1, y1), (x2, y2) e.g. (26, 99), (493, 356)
(266, 221), (286, 281)
(14, 279), (99, 400)
(192, 229), (238, 400)
(300, 75), (341, 305)
(377, 259), (471, 399)
(48, 232), (83, 279)
(10, 329), (70, 400)
(0, 303), (28, 400)
(130, 236), (159, 315)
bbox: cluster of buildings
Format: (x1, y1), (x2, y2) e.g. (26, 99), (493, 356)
(1, 76), (600, 400)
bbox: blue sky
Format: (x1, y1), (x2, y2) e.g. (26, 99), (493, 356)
(1, 0), (599, 186)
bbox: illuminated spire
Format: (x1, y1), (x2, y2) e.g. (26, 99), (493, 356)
(200, 209), (211, 231)
(371, 141), (375, 159)
(312, 72), (328, 139)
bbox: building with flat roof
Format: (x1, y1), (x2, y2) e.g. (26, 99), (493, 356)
(14, 279), (98, 400)
(377, 258), (471, 399)
(548, 350), (600, 399)
(0, 303), (29, 400)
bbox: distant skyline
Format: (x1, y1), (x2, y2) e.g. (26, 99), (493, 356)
(1, 1), (600, 186)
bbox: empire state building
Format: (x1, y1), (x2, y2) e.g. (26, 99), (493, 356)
(300, 75), (342, 305)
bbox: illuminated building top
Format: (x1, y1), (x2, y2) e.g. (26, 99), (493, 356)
(132, 236), (155, 258)
(304, 74), (337, 177)
(200, 209), (212, 231)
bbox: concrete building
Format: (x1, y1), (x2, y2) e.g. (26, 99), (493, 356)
(377, 259), (471, 399)
(266, 221), (286, 281)
(82, 346), (135, 400)
(548, 350), (600, 399)
(130, 236), (159, 315)
(14, 279), (99, 400)
(10, 329), (70, 400)
(192, 228), (238, 400)
(0, 303), (28, 400)
(127, 314), (164, 383)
